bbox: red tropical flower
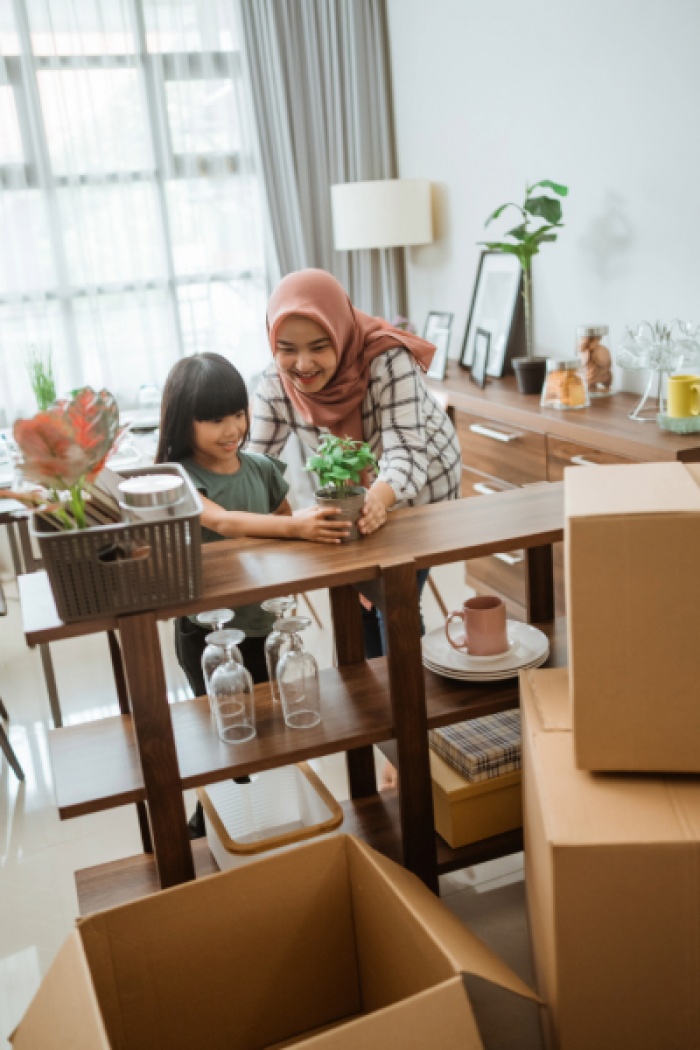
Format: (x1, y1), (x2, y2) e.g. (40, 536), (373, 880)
(13, 387), (120, 527)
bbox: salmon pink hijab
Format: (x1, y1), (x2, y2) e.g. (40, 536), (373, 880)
(267, 269), (436, 441)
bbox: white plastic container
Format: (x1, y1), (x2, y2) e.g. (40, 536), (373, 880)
(197, 762), (343, 870)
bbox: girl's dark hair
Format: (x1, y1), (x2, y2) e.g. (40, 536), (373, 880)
(155, 353), (249, 463)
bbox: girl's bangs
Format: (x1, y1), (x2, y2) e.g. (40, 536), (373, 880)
(192, 366), (248, 422)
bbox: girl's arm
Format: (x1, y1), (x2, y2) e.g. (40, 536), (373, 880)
(200, 494), (349, 544)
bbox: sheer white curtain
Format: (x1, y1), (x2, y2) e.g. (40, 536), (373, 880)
(0, 0), (270, 426)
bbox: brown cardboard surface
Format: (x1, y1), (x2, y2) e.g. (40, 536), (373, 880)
(347, 838), (539, 1004)
(565, 462), (700, 771)
(281, 978), (483, 1050)
(10, 933), (109, 1050)
(430, 750), (522, 849)
(12, 835), (539, 1050)
(522, 668), (700, 1050)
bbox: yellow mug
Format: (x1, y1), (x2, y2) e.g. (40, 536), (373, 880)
(667, 374), (700, 418)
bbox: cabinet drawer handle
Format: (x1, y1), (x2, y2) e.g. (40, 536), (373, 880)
(494, 551), (524, 566)
(570, 454), (597, 467)
(473, 481), (500, 496)
(469, 423), (519, 443)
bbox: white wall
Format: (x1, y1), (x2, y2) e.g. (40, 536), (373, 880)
(386, 0), (700, 389)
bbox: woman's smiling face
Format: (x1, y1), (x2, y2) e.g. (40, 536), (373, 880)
(274, 316), (337, 394)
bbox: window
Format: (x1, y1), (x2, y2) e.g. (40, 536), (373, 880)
(0, 0), (268, 424)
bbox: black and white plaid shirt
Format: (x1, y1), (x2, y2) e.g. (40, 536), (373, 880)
(248, 347), (462, 507)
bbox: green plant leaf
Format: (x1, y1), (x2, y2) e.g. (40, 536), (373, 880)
(528, 179), (568, 197)
(484, 202), (523, 226)
(524, 196), (562, 224)
(504, 222), (530, 241)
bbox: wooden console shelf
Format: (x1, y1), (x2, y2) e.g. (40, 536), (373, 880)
(74, 796), (524, 917)
(23, 481), (565, 904)
(50, 627), (566, 820)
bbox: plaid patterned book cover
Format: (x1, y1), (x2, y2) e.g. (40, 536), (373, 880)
(429, 710), (521, 782)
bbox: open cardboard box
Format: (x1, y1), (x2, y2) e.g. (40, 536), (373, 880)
(521, 666), (700, 1050)
(12, 835), (539, 1050)
(565, 460), (700, 772)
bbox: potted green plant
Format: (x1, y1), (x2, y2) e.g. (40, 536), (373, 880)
(305, 435), (377, 542)
(480, 179), (568, 358)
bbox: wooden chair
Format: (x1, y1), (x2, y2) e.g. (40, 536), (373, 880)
(0, 694), (24, 781)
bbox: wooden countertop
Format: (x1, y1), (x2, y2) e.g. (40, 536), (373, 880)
(21, 481), (564, 644)
(428, 365), (700, 463)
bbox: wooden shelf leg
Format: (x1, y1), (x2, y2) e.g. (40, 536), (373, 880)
(119, 612), (194, 889)
(381, 560), (438, 894)
(329, 583), (378, 799)
(526, 543), (555, 623)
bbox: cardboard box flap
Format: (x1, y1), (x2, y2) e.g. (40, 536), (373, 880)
(278, 978), (484, 1050)
(347, 838), (540, 1004)
(565, 461), (700, 519)
(10, 932), (110, 1050)
(520, 668), (572, 732)
(78, 835), (361, 1050)
(522, 670), (700, 846)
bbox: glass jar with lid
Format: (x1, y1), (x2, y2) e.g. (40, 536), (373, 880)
(541, 359), (590, 411)
(577, 325), (614, 397)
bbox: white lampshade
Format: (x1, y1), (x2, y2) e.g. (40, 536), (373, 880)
(331, 178), (433, 251)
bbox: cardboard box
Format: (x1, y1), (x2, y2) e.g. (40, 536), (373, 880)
(521, 666), (700, 1050)
(430, 749), (522, 849)
(12, 834), (539, 1050)
(565, 461), (700, 771)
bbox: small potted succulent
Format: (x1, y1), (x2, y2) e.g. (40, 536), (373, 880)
(305, 435), (377, 541)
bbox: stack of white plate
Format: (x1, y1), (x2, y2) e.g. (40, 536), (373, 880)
(422, 620), (549, 682)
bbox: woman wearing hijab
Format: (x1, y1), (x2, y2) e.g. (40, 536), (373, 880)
(248, 268), (462, 659)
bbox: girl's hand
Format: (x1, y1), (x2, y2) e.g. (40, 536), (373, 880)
(358, 488), (389, 535)
(292, 506), (351, 544)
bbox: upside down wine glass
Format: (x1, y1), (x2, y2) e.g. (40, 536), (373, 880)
(260, 596), (297, 702)
(197, 608), (235, 632)
(202, 629), (245, 712)
(275, 617), (321, 729)
(209, 636), (256, 743)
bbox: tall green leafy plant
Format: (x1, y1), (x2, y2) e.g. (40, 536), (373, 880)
(26, 346), (57, 412)
(305, 435), (377, 497)
(480, 179), (569, 356)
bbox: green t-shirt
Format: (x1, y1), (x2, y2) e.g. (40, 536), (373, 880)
(182, 451), (290, 637)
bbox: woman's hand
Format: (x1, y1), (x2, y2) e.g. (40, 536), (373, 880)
(292, 505), (351, 544)
(358, 481), (396, 535)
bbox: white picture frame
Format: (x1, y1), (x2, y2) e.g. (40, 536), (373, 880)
(460, 251), (523, 377)
(424, 311), (453, 380)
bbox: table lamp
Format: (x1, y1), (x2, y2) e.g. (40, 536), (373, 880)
(331, 178), (433, 318)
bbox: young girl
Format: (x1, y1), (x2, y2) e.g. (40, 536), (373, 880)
(155, 352), (349, 697)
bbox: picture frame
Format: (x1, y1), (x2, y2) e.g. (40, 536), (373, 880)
(469, 328), (490, 388)
(424, 311), (453, 381)
(460, 251), (523, 377)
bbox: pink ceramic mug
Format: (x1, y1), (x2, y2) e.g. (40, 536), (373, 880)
(445, 596), (509, 656)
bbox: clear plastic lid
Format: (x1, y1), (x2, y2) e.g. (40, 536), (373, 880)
(546, 358), (582, 372)
(577, 325), (609, 337)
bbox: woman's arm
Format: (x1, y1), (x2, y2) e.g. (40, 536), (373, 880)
(358, 350), (429, 535)
(247, 371), (293, 457)
(200, 494), (349, 544)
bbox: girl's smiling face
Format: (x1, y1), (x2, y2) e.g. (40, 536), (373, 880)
(275, 316), (337, 394)
(192, 410), (248, 471)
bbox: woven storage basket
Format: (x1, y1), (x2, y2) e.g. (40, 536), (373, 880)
(31, 463), (202, 623)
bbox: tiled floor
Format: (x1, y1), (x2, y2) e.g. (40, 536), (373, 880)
(0, 562), (543, 1049)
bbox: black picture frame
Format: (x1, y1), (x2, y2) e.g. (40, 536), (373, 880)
(424, 311), (453, 381)
(469, 328), (490, 388)
(459, 250), (524, 377)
